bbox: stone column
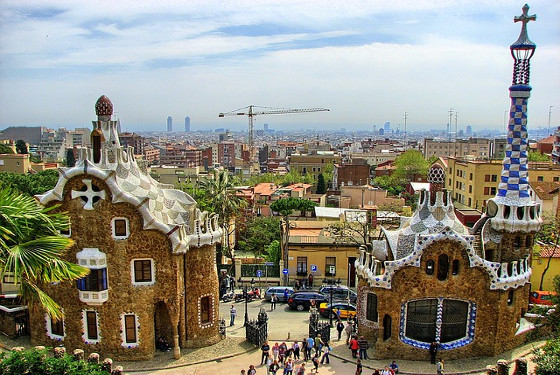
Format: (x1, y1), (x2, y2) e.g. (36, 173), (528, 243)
(234, 258), (242, 282)
(497, 360), (509, 375)
(172, 323), (181, 360)
(279, 260), (285, 285)
(513, 358), (527, 375)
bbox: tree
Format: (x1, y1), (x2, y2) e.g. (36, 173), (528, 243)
(326, 211), (372, 247)
(533, 337), (560, 375)
(0, 170), (59, 197)
(66, 149), (76, 167)
(528, 151), (551, 162)
(270, 197), (317, 283)
(0, 143), (14, 154)
(316, 173), (327, 194)
(0, 187), (89, 320)
(15, 140), (28, 154)
(238, 216), (281, 257)
(264, 240), (281, 264)
(392, 149), (429, 183)
(198, 169), (246, 260)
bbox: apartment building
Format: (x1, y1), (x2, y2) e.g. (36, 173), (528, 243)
(288, 152), (342, 180)
(444, 157), (560, 209)
(423, 138), (506, 159)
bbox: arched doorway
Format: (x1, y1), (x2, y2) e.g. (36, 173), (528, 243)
(154, 301), (173, 348)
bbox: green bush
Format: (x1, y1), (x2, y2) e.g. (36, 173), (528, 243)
(533, 338), (560, 375)
(0, 348), (109, 375)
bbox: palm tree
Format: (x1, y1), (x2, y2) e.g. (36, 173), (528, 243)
(198, 169), (246, 260)
(0, 187), (89, 320)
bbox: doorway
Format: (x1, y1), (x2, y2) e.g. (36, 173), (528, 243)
(347, 257), (356, 287)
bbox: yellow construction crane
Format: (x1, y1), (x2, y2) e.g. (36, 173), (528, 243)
(218, 105), (329, 158)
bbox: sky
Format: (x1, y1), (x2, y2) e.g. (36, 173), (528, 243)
(0, 0), (559, 133)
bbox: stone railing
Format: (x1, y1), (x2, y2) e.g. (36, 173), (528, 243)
(483, 256), (532, 290)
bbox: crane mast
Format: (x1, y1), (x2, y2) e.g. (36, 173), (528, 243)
(219, 105), (329, 161)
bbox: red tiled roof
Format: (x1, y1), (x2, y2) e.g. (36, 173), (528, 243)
(539, 245), (560, 258)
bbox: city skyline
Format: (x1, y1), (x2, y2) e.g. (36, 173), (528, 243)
(0, 0), (558, 132)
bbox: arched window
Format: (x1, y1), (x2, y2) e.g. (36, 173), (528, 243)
(426, 260), (435, 275)
(367, 293), (378, 322)
(513, 236), (521, 248)
(525, 236), (533, 248)
(383, 314), (392, 341)
(507, 290), (514, 306)
(437, 254), (449, 281)
(452, 260), (460, 275)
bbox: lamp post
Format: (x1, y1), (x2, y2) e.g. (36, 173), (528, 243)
(329, 278), (342, 327)
(238, 277), (250, 327)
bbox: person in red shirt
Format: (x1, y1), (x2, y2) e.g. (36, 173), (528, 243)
(349, 335), (359, 358)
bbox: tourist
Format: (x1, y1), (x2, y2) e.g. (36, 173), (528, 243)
(284, 288), (290, 301)
(230, 304), (237, 326)
(371, 369), (381, 375)
(316, 334), (325, 354)
(271, 294), (278, 310)
(311, 353), (320, 373)
(279, 342), (287, 364)
(241, 370), (246, 375)
(295, 362), (306, 375)
(345, 321), (353, 344)
(272, 342), (280, 361)
(357, 336), (369, 360)
(429, 342), (438, 364)
(336, 320), (344, 340)
(306, 336), (315, 361)
(437, 359), (444, 375)
(265, 354), (274, 375)
(269, 359), (280, 375)
(261, 341), (271, 365)
(319, 342), (330, 364)
(349, 335), (359, 358)
(381, 366), (393, 375)
(308, 273), (314, 287)
(389, 360), (399, 373)
(248, 364), (257, 375)
(302, 338), (309, 361)
(356, 359), (363, 375)
(284, 358), (294, 375)
(293, 340), (301, 360)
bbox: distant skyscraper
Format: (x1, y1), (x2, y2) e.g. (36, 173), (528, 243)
(264, 123), (269, 132)
(383, 121), (391, 132)
(167, 116), (172, 132)
(466, 125), (473, 136)
(185, 116), (191, 132)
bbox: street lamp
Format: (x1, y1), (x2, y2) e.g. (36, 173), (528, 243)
(329, 278), (343, 327)
(238, 277), (250, 327)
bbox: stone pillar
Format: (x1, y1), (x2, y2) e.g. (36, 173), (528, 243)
(234, 258), (242, 282)
(102, 358), (113, 372)
(88, 353), (100, 364)
(73, 349), (84, 361)
(173, 324), (181, 360)
(514, 358), (527, 375)
(486, 365), (498, 375)
(279, 260), (285, 285)
(53, 347), (66, 358)
(497, 360), (509, 375)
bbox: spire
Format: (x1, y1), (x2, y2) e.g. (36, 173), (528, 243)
(486, 4), (541, 233)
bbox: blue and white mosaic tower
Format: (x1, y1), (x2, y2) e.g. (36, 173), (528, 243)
(486, 4), (542, 233)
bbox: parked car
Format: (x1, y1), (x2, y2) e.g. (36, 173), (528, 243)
(319, 302), (357, 319)
(530, 290), (558, 306)
(319, 286), (357, 303)
(287, 291), (328, 311)
(264, 286), (294, 302)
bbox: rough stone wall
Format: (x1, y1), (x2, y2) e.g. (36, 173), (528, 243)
(182, 245), (221, 348)
(30, 175), (182, 361)
(497, 233), (533, 263)
(0, 310), (17, 338)
(358, 239), (530, 360)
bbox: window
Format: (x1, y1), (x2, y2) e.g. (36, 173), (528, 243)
(514, 236), (521, 248)
(77, 268), (108, 291)
(437, 254), (449, 281)
(403, 298), (473, 347)
(366, 293), (378, 322)
(112, 218), (129, 239)
(490, 187), (496, 195)
(426, 260), (435, 275)
(51, 318), (64, 337)
(297, 257), (307, 276)
(200, 296), (211, 324)
(484, 187), (490, 195)
(491, 175), (497, 182)
(469, 173), (473, 180)
(405, 299), (438, 343)
(132, 259), (154, 284)
(383, 314), (392, 341)
(452, 260), (460, 275)
(59, 225), (71, 237)
(86, 311), (98, 340)
(469, 186), (472, 193)
(554, 177), (559, 182)
(325, 257), (336, 276)
(507, 290), (514, 306)
(526, 236), (533, 248)
(485, 174), (490, 182)
(537, 176), (544, 182)
(124, 315), (137, 343)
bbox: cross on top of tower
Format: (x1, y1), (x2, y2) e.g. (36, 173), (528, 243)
(511, 4), (536, 49)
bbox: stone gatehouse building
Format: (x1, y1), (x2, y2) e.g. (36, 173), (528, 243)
(31, 95), (222, 360)
(355, 7), (542, 360)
